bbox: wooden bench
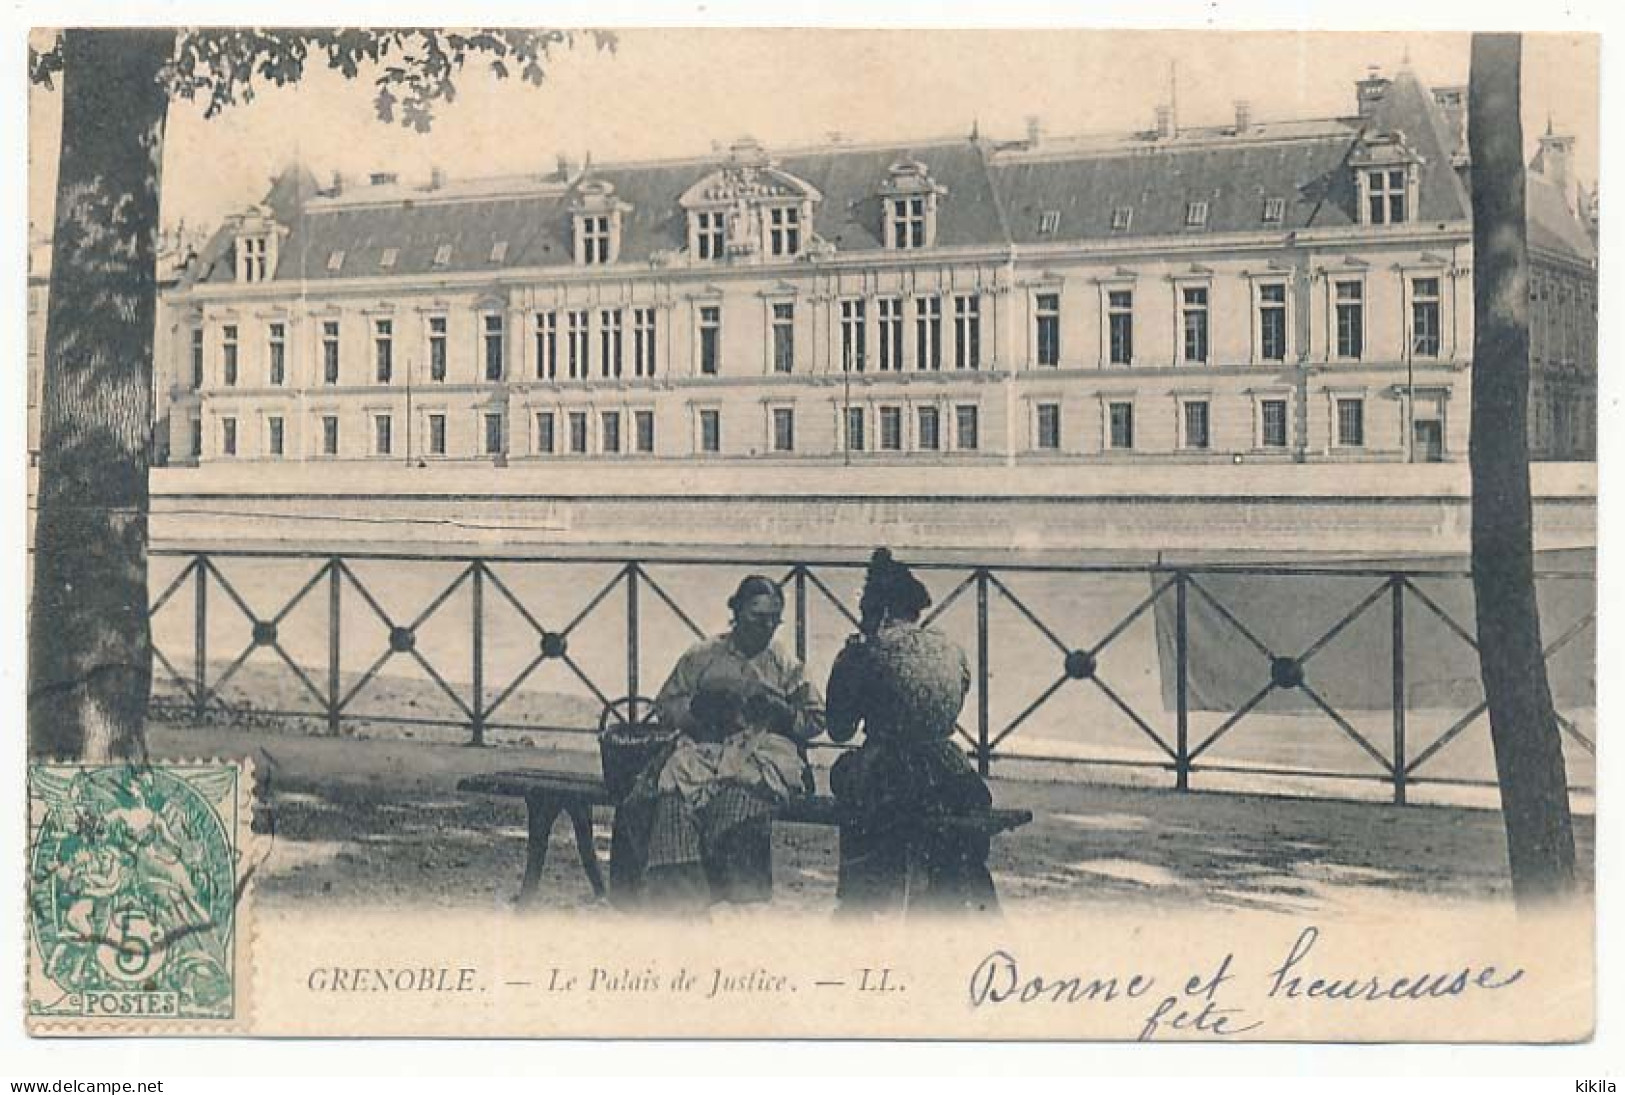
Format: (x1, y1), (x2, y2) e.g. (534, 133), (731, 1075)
(457, 768), (1033, 908)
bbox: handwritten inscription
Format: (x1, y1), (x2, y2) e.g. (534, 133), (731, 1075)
(968, 926), (1526, 1040)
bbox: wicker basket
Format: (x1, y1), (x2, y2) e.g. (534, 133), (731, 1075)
(597, 697), (674, 802)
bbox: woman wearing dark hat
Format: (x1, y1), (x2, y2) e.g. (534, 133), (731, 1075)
(826, 549), (999, 914)
(614, 575), (825, 911)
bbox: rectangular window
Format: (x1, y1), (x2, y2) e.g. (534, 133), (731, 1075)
(601, 410), (621, 454)
(535, 312), (558, 379)
(1036, 403), (1061, 451)
(374, 413), (392, 456)
(877, 298), (903, 372)
(915, 297), (942, 371)
(878, 406), (902, 451)
(696, 211), (725, 261)
(1336, 398), (1365, 447)
(771, 303), (794, 374)
(1258, 283), (1288, 362)
(484, 412), (504, 456)
(845, 406), (866, 452)
(841, 299), (867, 373)
(432, 244), (451, 267)
(1181, 287), (1209, 364)
(769, 206), (800, 257)
(1111, 206), (1133, 232)
(917, 406), (941, 451)
(221, 416), (237, 456)
(599, 308), (623, 378)
(268, 323), (286, 385)
(699, 409), (721, 454)
(321, 415), (339, 456)
(1412, 277), (1441, 358)
(535, 411), (555, 455)
(241, 237), (267, 282)
(567, 310), (590, 379)
(374, 319), (393, 383)
(322, 321), (340, 384)
(580, 214), (611, 265)
(1368, 168), (1407, 225)
(634, 410), (655, 454)
(222, 325), (239, 386)
(569, 411), (588, 454)
(1108, 290), (1134, 366)
(1260, 398), (1289, 448)
(953, 295), (981, 370)
(190, 329), (204, 389)
(771, 408), (795, 453)
(1335, 281), (1364, 359)
(1262, 197), (1286, 224)
(1036, 293), (1061, 367)
(890, 197), (926, 249)
(633, 308), (657, 378)
(428, 414), (446, 456)
(955, 404), (979, 451)
(190, 417), (202, 458)
(429, 317), (448, 381)
(1108, 401), (1134, 450)
(1185, 201), (1209, 228)
(1182, 400), (1210, 449)
(267, 416), (284, 456)
(699, 306), (721, 375)
(483, 314), (504, 381)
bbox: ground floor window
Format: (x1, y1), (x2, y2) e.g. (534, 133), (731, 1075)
(1035, 402), (1061, 451)
(1107, 401), (1134, 450)
(771, 408), (795, 453)
(955, 404), (979, 451)
(1336, 397), (1365, 448)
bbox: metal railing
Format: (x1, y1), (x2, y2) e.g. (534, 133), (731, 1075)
(145, 548), (1596, 804)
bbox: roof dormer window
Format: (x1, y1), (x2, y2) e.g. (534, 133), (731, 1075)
(1262, 197), (1286, 224)
(571, 179), (630, 267)
(228, 204), (283, 283)
(1184, 201), (1209, 229)
(880, 160), (944, 250)
(1111, 206), (1134, 232)
(1351, 133), (1420, 227)
(1365, 168), (1408, 225)
(240, 236), (268, 282)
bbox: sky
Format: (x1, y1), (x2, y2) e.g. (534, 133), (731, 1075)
(27, 29), (1599, 238)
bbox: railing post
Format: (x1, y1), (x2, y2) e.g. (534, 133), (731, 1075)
(976, 568), (991, 779)
(1175, 570), (1190, 792)
(1391, 575), (1407, 805)
(793, 565), (808, 664)
(471, 561), (486, 746)
(193, 557), (208, 725)
(327, 558), (342, 737)
(625, 563), (640, 725)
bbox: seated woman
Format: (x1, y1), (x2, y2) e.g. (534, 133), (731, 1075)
(613, 575), (824, 911)
(826, 549), (998, 915)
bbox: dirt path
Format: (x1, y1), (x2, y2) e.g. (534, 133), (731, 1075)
(148, 721), (1593, 917)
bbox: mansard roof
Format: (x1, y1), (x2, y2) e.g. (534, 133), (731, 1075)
(188, 70), (1506, 288)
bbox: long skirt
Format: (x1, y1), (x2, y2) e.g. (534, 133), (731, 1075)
(830, 737), (999, 916)
(612, 784), (775, 911)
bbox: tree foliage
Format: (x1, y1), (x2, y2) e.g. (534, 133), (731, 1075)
(30, 27), (616, 131)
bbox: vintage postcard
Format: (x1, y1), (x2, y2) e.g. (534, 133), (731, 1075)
(20, 25), (1598, 1042)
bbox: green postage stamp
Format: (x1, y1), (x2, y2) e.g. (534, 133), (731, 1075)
(26, 761), (252, 1032)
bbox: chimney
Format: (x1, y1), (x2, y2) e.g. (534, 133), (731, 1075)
(1025, 115), (1044, 148)
(1155, 104), (1176, 140)
(330, 170), (344, 196)
(1233, 100), (1252, 133)
(428, 166), (447, 190)
(1431, 86), (1469, 163)
(1356, 67), (1391, 122)
(1537, 122), (1577, 210)
(555, 153), (577, 180)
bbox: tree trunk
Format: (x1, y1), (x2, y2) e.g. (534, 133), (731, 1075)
(28, 30), (174, 761)
(1467, 33), (1578, 904)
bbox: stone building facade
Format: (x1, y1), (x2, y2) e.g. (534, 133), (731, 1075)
(156, 67), (1597, 470)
